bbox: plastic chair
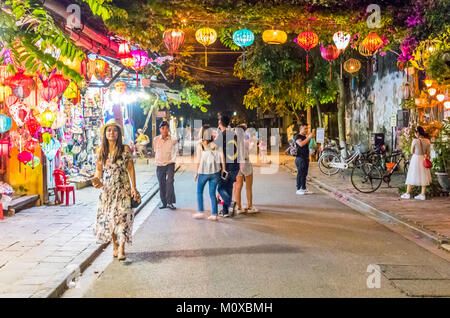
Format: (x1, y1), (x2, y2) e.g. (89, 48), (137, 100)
(52, 169), (76, 206)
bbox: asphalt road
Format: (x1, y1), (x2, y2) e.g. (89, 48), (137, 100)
(80, 164), (450, 297)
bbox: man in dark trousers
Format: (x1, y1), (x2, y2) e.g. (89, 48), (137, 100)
(154, 121), (178, 209)
(295, 123), (315, 195)
(215, 113), (241, 217)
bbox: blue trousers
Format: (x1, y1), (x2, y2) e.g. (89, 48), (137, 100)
(217, 169), (239, 213)
(197, 172), (220, 215)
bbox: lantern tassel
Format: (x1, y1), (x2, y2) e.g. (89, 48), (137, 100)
(329, 63), (332, 81)
(306, 53), (309, 72)
(205, 47), (208, 68)
(136, 71), (139, 88)
(352, 77), (354, 90)
(340, 62), (343, 79)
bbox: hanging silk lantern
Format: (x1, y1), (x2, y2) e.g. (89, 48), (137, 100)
(25, 139), (38, 153)
(0, 84), (12, 102)
(41, 109), (56, 128)
(344, 58), (361, 90)
(41, 138), (60, 161)
(233, 29), (255, 67)
(436, 94), (445, 102)
(115, 81), (127, 93)
(233, 29), (255, 48)
(444, 101), (450, 109)
(116, 41), (132, 60)
(8, 102), (29, 127)
(42, 132), (52, 145)
(95, 59), (108, 77)
(0, 139), (9, 156)
(121, 56), (136, 68)
(296, 30), (319, 71)
(163, 28), (186, 55)
(428, 88), (437, 96)
(361, 32), (383, 55)
(333, 31), (351, 51)
(424, 79), (433, 88)
(320, 44), (340, 80)
(48, 74), (68, 95)
(4, 72), (34, 88)
(0, 114), (12, 133)
(26, 115), (41, 137)
(163, 28), (186, 79)
(25, 155), (40, 168)
(12, 86), (31, 99)
(131, 50), (149, 71)
(196, 27), (218, 67)
(263, 29), (287, 45)
(18, 151), (33, 164)
(63, 81), (78, 99)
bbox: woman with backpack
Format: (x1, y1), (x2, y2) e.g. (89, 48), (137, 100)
(193, 125), (226, 221)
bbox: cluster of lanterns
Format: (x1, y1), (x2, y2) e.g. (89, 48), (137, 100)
(423, 78), (449, 109)
(117, 42), (150, 85)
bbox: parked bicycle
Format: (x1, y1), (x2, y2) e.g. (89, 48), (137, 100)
(318, 144), (368, 176)
(351, 150), (409, 193)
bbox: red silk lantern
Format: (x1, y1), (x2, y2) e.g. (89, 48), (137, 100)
(40, 86), (59, 101)
(26, 115), (41, 137)
(18, 151), (33, 164)
(361, 32), (383, 55)
(4, 72), (34, 88)
(296, 30), (319, 71)
(0, 139), (9, 156)
(163, 29), (185, 55)
(320, 44), (340, 80)
(25, 139), (38, 153)
(48, 74), (68, 95)
(116, 41), (132, 60)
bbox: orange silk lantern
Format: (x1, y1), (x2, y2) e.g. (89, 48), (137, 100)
(361, 32), (384, 55)
(262, 29), (287, 45)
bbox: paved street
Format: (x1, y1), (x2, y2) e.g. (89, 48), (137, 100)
(0, 161), (157, 298)
(78, 163), (450, 298)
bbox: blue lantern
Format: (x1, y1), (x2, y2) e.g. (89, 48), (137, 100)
(233, 29), (255, 47)
(232, 29), (254, 67)
(0, 114), (12, 133)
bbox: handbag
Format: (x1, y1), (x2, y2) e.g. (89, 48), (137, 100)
(418, 139), (432, 169)
(131, 195), (141, 208)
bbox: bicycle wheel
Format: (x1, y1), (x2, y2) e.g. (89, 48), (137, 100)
(318, 152), (340, 176)
(351, 163), (383, 193)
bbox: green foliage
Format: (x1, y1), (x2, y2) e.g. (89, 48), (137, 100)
(400, 98), (417, 110)
(432, 120), (450, 173)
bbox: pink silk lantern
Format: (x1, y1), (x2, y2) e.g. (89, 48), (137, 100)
(320, 44), (340, 80)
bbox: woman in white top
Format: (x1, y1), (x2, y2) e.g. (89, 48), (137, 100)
(194, 125), (226, 221)
(234, 124), (259, 214)
(401, 126), (432, 200)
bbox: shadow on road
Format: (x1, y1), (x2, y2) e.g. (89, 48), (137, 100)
(126, 244), (302, 264)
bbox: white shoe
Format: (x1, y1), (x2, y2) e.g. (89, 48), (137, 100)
(400, 193), (411, 199)
(414, 194), (426, 200)
(246, 207), (259, 214)
(193, 213), (205, 219)
(296, 189), (305, 195)
(236, 208), (246, 215)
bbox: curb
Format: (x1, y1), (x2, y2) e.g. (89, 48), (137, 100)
(281, 161), (448, 249)
(44, 165), (181, 298)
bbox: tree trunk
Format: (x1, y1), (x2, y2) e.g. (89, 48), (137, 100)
(317, 103), (323, 128)
(337, 77), (346, 155)
(307, 105), (311, 129)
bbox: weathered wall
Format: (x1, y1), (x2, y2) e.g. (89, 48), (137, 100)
(346, 54), (407, 149)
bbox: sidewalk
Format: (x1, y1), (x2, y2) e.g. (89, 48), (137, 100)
(0, 160), (158, 298)
(280, 155), (450, 248)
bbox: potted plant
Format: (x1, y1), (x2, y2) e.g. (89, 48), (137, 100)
(432, 120), (450, 191)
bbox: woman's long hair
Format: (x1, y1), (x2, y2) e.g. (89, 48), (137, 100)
(416, 126), (429, 139)
(98, 125), (124, 165)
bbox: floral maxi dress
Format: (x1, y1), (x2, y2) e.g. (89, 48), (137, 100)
(95, 150), (134, 244)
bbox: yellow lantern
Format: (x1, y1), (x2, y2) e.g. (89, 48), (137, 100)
(121, 57), (136, 68)
(424, 79), (433, 87)
(195, 27), (217, 67)
(262, 29), (287, 45)
(436, 94), (445, 102)
(41, 109), (56, 128)
(428, 88), (436, 96)
(0, 84), (12, 102)
(63, 81), (78, 99)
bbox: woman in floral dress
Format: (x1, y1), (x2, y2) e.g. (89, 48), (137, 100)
(92, 119), (140, 260)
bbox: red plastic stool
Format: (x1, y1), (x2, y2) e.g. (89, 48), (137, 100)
(53, 169), (76, 205)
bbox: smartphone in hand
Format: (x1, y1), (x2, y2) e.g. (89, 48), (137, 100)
(221, 171), (229, 180)
(91, 177), (102, 188)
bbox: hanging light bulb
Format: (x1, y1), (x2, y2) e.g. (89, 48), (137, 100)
(436, 94), (445, 102)
(424, 79), (433, 87)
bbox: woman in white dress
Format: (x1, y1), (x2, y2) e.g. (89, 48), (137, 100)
(401, 126), (432, 200)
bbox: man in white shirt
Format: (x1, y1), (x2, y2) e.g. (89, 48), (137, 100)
(154, 121), (178, 210)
